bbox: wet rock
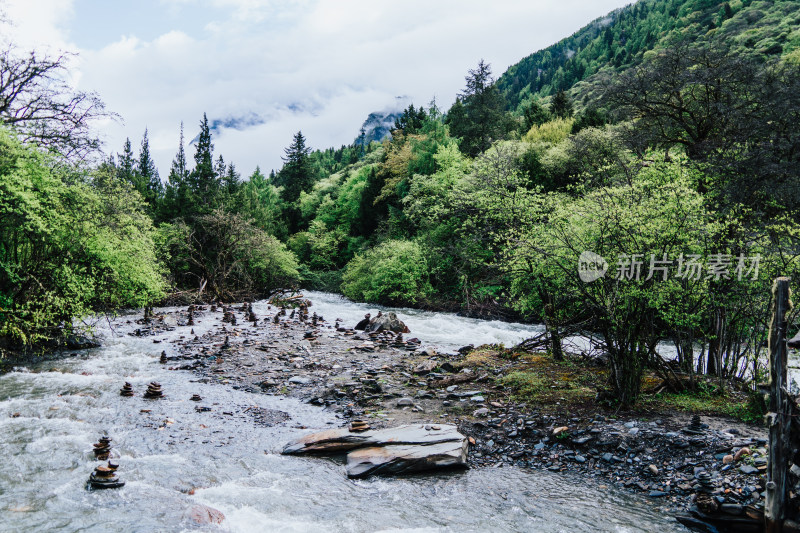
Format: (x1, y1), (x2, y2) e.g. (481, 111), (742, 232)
(66, 335), (100, 350)
(282, 424), (464, 455)
(354, 314), (371, 331)
(739, 465), (758, 475)
(143, 382), (163, 399)
(186, 504), (225, 525)
(93, 436), (112, 460)
(346, 438), (468, 478)
(87, 461), (125, 490)
(397, 397), (414, 407)
(365, 312), (410, 334)
(288, 376), (311, 385)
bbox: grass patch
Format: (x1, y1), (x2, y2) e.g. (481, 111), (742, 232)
(639, 388), (765, 423)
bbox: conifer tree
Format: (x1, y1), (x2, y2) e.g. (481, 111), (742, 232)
(549, 89), (574, 119)
(275, 131), (313, 204)
(117, 137), (136, 186)
(138, 128), (162, 208)
(445, 60), (510, 156)
(189, 113), (218, 214)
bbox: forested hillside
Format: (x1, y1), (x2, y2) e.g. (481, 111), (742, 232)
(497, 0), (800, 111)
(2, 0), (799, 406)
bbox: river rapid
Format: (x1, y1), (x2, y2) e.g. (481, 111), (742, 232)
(0, 292), (687, 532)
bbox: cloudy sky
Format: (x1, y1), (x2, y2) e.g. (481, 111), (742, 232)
(2, 0), (633, 176)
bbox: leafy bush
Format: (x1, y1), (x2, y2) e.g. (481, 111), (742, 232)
(341, 240), (432, 305)
(0, 128), (166, 346)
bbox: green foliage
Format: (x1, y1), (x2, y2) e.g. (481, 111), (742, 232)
(446, 60), (513, 157)
(0, 128), (166, 345)
(341, 240), (432, 305)
(524, 118), (575, 145)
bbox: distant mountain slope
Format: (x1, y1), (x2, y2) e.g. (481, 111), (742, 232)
(497, 0), (800, 112)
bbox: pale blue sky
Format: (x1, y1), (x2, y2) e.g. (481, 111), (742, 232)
(3, 0), (635, 175)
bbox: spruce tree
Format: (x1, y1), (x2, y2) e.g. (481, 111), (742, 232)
(276, 131), (313, 204)
(549, 89), (574, 119)
(117, 138), (137, 187)
(138, 128), (162, 208)
(162, 122), (190, 221)
(189, 113), (218, 214)
(445, 60), (510, 156)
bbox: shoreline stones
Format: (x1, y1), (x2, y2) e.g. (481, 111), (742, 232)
(119, 382), (134, 397)
(143, 382), (163, 399)
(87, 460), (125, 490)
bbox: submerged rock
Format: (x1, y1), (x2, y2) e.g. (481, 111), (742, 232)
(186, 504), (225, 525)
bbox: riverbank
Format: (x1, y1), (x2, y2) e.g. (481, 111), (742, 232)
(133, 297), (768, 520)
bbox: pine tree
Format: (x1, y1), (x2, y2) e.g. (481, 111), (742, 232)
(275, 131), (313, 204)
(189, 113), (218, 214)
(549, 89), (574, 119)
(117, 138), (137, 187)
(138, 128), (162, 208)
(161, 122), (190, 221)
(274, 131), (313, 232)
(445, 60), (510, 156)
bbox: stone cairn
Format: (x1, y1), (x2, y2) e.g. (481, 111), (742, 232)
(160, 351), (167, 364)
(88, 460), (125, 490)
(684, 414), (704, 435)
(143, 382), (163, 399)
(349, 419), (370, 433)
(694, 470), (718, 513)
(119, 382), (134, 397)
(187, 305), (195, 326)
(93, 436), (112, 460)
(190, 394), (202, 402)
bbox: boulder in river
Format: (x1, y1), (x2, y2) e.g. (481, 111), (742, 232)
(364, 312), (409, 334)
(282, 424), (468, 478)
(346, 439), (468, 478)
(282, 424), (464, 455)
(185, 504), (225, 525)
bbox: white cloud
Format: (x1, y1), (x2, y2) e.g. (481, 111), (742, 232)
(3, 0), (634, 175)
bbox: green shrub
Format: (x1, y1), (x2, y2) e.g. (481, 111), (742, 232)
(341, 240), (432, 305)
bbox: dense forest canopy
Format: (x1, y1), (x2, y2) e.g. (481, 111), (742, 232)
(2, 0), (800, 406)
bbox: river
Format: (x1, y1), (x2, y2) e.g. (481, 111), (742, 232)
(0, 293), (687, 532)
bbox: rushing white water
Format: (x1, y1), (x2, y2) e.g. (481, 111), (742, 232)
(302, 291), (546, 351)
(0, 299), (688, 532)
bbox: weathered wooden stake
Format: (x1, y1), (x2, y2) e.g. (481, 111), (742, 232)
(766, 277), (792, 533)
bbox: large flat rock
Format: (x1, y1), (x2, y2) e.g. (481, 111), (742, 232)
(346, 439), (469, 478)
(281, 424), (463, 455)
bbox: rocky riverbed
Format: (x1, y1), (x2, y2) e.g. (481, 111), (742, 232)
(130, 298), (768, 519)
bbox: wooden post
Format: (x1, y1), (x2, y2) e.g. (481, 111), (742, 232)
(766, 277), (792, 533)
